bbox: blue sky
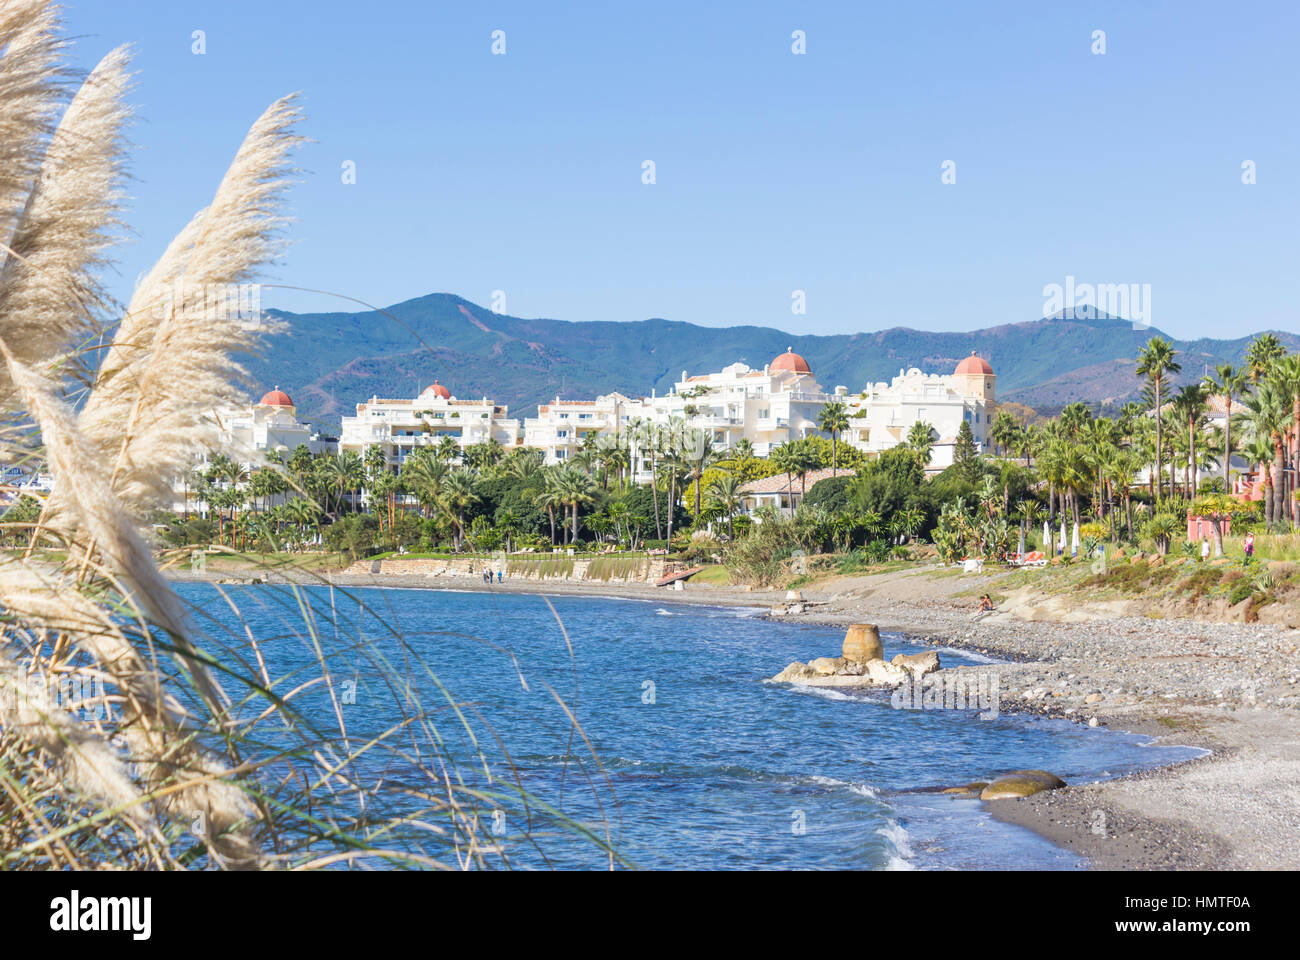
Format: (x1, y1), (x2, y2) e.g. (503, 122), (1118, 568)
(63, 0), (1299, 339)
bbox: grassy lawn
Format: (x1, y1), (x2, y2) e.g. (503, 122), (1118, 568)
(167, 550), (349, 573)
(689, 564), (732, 585)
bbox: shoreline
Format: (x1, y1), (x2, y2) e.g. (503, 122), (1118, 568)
(168, 565), (1300, 870)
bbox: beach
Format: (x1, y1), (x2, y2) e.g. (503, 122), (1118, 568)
(168, 562), (1300, 870)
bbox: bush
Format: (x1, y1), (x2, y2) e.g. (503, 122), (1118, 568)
(323, 514), (379, 563)
(800, 474), (855, 514)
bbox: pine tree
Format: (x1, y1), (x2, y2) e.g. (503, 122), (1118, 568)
(954, 420), (980, 481)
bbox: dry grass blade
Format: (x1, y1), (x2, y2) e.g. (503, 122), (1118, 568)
(79, 94), (303, 519)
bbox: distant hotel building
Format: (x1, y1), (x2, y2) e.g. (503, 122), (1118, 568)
(222, 388), (336, 461)
(338, 380), (520, 469)
(523, 348), (842, 474)
(844, 353), (995, 469)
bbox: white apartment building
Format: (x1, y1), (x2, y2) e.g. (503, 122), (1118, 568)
(339, 380), (521, 470)
(524, 348), (843, 474)
(522, 392), (651, 467)
(844, 353), (995, 470)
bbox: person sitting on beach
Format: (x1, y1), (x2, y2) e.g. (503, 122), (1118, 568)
(978, 595), (993, 613)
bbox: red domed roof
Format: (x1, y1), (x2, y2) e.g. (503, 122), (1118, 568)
(955, 352), (993, 376)
(770, 347), (812, 374)
(259, 388), (294, 407)
(422, 380), (451, 400)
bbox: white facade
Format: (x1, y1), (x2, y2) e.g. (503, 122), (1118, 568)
(326, 350), (998, 477)
(844, 354), (995, 470)
(339, 381), (521, 471)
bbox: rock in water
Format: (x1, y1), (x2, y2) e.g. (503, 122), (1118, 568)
(979, 770), (1067, 800)
(941, 782), (989, 797)
(772, 662), (816, 683)
(842, 623), (883, 662)
(891, 651), (940, 678)
(808, 656), (847, 675)
(864, 659), (909, 685)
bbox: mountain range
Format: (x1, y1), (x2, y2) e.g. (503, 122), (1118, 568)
(248, 294), (1298, 432)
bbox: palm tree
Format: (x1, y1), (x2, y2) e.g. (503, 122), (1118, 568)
(730, 437), (755, 470)
(440, 469), (479, 550)
(534, 470), (566, 545)
(434, 435), (460, 462)
(787, 440), (819, 509)
(706, 472), (746, 541)
(1170, 383), (1208, 496)
(817, 401), (850, 475)
(770, 442), (800, 517)
(1272, 354), (1300, 524)
(1135, 337), (1180, 500)
(323, 451), (365, 517)
(905, 420), (935, 465)
(1244, 382), (1290, 527)
(401, 452), (450, 518)
(682, 428), (724, 517)
(990, 409), (1018, 458)
(557, 466), (598, 544)
(1202, 362), (1247, 493)
(1245, 333), (1284, 385)
(638, 421), (663, 539)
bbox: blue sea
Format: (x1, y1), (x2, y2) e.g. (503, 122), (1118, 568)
(178, 583), (1199, 870)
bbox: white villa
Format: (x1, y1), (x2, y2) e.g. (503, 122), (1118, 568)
(844, 352), (995, 470)
(180, 388), (336, 514)
(339, 380), (521, 470)
(221, 388), (335, 461)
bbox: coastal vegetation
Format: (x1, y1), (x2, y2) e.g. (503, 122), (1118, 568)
(119, 330), (1300, 603)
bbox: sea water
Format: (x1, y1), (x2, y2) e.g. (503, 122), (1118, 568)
(178, 583), (1199, 870)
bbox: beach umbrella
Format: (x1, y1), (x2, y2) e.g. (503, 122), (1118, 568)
(1058, 519), (1066, 554)
(1017, 524), (1026, 557)
(1071, 521), (1080, 557)
(1042, 520), (1051, 551)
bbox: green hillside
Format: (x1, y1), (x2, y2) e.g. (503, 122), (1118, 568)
(245, 293), (1297, 430)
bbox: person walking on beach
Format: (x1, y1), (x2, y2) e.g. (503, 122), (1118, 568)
(1201, 538), (1211, 562)
(497, 569), (503, 583)
(1244, 532), (1255, 562)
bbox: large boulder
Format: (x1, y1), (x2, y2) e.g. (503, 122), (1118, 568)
(842, 623), (883, 662)
(891, 651), (940, 679)
(980, 770), (1067, 800)
(808, 656), (847, 675)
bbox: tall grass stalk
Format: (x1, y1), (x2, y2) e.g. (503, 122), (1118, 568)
(0, 1), (619, 870)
